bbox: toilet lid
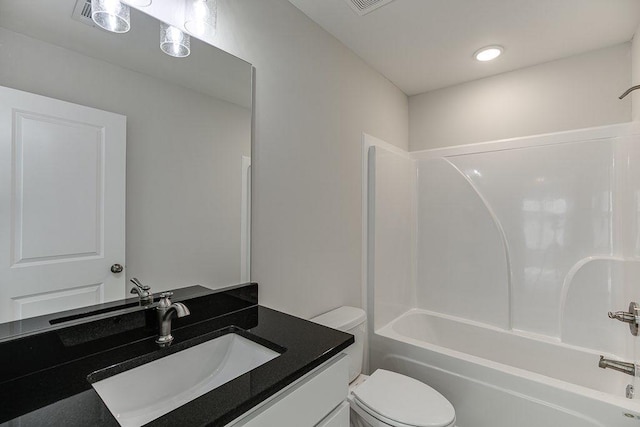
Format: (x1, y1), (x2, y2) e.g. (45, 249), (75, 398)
(352, 370), (455, 427)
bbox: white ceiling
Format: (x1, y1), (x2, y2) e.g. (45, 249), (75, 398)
(288, 0), (640, 96)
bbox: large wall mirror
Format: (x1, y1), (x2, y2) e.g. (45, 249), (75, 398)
(0, 0), (253, 326)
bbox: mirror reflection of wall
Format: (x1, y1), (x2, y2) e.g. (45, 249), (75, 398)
(0, 0), (253, 323)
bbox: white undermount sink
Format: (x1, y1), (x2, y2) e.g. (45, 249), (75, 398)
(91, 333), (280, 427)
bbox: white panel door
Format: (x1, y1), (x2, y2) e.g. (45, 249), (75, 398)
(0, 86), (126, 323)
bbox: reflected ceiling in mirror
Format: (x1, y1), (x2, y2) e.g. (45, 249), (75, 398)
(0, 0), (251, 108)
(0, 0), (253, 326)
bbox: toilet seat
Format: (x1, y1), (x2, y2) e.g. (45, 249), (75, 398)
(350, 370), (455, 427)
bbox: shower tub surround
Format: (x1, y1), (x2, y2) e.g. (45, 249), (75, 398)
(365, 123), (640, 427)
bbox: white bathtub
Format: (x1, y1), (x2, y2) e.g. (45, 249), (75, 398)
(371, 309), (640, 427)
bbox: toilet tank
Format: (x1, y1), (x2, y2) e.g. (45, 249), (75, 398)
(311, 306), (366, 383)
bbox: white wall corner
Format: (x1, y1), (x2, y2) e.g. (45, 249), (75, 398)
(633, 25), (640, 121)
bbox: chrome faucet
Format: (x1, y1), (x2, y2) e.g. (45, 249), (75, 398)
(156, 292), (190, 346)
(130, 278), (153, 304)
(599, 356), (636, 376)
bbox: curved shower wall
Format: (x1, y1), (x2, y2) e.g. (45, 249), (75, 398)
(415, 136), (640, 346)
(415, 157), (510, 329)
(371, 123), (640, 358)
(441, 139), (616, 338)
(560, 257), (631, 355)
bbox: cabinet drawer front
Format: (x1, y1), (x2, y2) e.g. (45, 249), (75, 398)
(316, 401), (350, 427)
(232, 354), (348, 427)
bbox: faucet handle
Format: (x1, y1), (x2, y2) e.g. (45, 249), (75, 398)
(157, 292), (174, 308)
(131, 278), (150, 291)
(607, 302), (640, 336)
(130, 278), (153, 303)
(608, 311), (635, 323)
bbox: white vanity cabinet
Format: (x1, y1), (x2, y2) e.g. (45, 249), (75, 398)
(315, 402), (350, 427)
(229, 354), (350, 427)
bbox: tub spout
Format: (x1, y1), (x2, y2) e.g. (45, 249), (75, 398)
(599, 356), (636, 376)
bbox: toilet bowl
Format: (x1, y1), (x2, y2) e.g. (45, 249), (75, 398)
(348, 371), (455, 427)
(311, 307), (456, 427)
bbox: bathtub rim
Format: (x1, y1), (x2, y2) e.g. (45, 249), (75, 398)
(375, 308), (640, 415)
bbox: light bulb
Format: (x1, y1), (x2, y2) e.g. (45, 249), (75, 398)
(160, 23), (191, 58)
(91, 0), (130, 33)
(184, 0), (217, 37)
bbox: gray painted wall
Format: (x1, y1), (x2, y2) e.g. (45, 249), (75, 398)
(0, 27), (251, 292)
(409, 43), (632, 151)
(7, 0), (628, 321)
(215, 0), (410, 318)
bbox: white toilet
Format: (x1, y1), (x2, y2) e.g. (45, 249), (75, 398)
(312, 307), (456, 427)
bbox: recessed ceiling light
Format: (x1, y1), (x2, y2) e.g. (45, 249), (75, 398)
(474, 46), (503, 62)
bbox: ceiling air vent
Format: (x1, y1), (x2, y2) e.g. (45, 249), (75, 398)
(344, 0), (396, 16)
(71, 0), (96, 27)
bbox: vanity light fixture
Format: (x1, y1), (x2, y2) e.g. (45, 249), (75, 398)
(160, 23), (191, 58)
(91, 0), (131, 33)
(184, 0), (217, 37)
(474, 45), (503, 62)
(121, 0), (152, 6)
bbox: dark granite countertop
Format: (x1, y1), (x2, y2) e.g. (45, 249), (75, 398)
(0, 285), (217, 343)
(0, 284), (354, 427)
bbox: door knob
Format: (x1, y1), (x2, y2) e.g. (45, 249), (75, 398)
(111, 264), (124, 273)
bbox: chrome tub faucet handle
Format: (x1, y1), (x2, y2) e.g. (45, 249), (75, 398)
(607, 302), (639, 336)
